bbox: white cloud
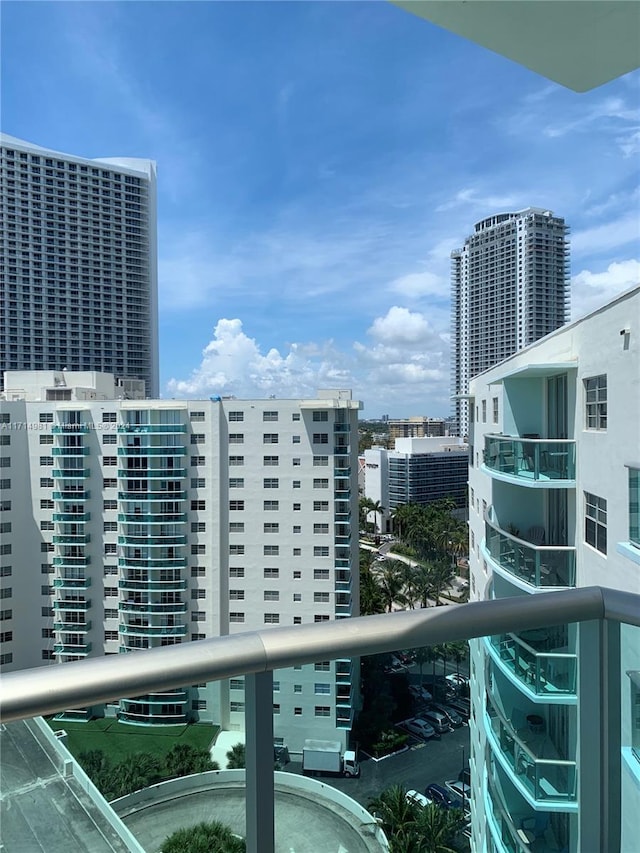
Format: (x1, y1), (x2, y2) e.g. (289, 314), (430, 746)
(436, 187), (520, 213)
(389, 271), (448, 299)
(571, 259), (640, 320)
(571, 214), (640, 258)
(367, 307), (436, 345)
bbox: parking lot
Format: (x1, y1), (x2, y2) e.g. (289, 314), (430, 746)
(285, 723), (470, 810)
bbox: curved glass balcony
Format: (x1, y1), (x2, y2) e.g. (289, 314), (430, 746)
(118, 557), (186, 568)
(117, 446), (186, 456)
(117, 423), (187, 433)
(117, 535), (187, 546)
(119, 601), (187, 614)
(119, 578), (187, 592)
(485, 699), (577, 803)
(485, 509), (575, 588)
(53, 489), (90, 500)
(484, 435), (575, 483)
(53, 620), (91, 632)
(117, 468), (186, 479)
(119, 691), (187, 704)
(118, 710), (187, 725)
(52, 512), (91, 522)
(488, 631), (577, 696)
(54, 643), (92, 656)
(117, 513), (187, 523)
(118, 490), (187, 501)
(52, 446), (90, 456)
(119, 624), (187, 637)
(53, 577), (91, 589)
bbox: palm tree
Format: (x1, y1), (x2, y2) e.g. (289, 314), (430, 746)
(378, 561), (407, 612)
(360, 557), (386, 615)
(368, 785), (420, 843)
(415, 803), (467, 853)
(448, 641), (469, 679)
(359, 496), (375, 532)
(429, 560), (455, 605)
(401, 563), (420, 609)
(163, 820), (246, 853)
(166, 743), (218, 778)
(370, 499), (385, 535)
(226, 742), (246, 769)
(411, 563), (437, 608)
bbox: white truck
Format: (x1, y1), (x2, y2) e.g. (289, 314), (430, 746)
(302, 739), (360, 777)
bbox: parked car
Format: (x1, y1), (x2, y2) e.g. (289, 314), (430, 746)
(445, 780), (472, 816)
(402, 717), (438, 740)
(447, 698), (471, 719)
(406, 789), (431, 808)
(409, 684), (432, 703)
(420, 710), (453, 735)
(430, 702), (464, 727)
(446, 673), (469, 687)
(425, 783), (462, 810)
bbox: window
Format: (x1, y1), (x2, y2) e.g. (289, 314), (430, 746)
(229, 500), (244, 511)
(264, 567), (279, 578)
(104, 499), (117, 510)
(192, 700), (207, 710)
(102, 412), (116, 423)
(230, 590), (245, 600)
(293, 503), (301, 511)
(103, 521), (117, 532)
(627, 671), (640, 762)
(191, 544), (205, 555)
(191, 611), (206, 621)
(191, 589), (206, 600)
(585, 492), (607, 554)
(314, 547), (329, 558)
(190, 411), (205, 421)
(313, 411), (328, 422)
(229, 455), (244, 466)
(294, 707), (303, 716)
(230, 678), (244, 690)
(104, 543), (117, 555)
(230, 701), (245, 711)
(229, 567), (245, 577)
(264, 613), (280, 624)
(103, 478), (117, 489)
(292, 457), (301, 467)
(264, 545), (279, 555)
(229, 522), (245, 533)
(104, 608), (118, 619)
(264, 523), (279, 533)
(230, 544), (245, 555)
(315, 661), (331, 671)
(629, 468), (640, 548)
(292, 480), (301, 489)
(293, 525), (301, 534)
(313, 433), (328, 444)
(263, 411), (278, 422)
(104, 630), (119, 641)
(314, 568), (329, 579)
(40, 499), (53, 509)
(192, 522), (206, 533)
(263, 456), (279, 466)
(313, 478), (329, 489)
(314, 614), (330, 622)
(1, 654), (14, 664)
(229, 411), (244, 422)
(264, 500), (279, 511)
(191, 434), (205, 444)
(292, 413), (301, 421)
(263, 478), (279, 489)
(191, 500), (205, 510)
(314, 683), (331, 694)
(313, 501), (329, 511)
(39, 412), (54, 423)
(293, 616), (302, 624)
(229, 478), (244, 488)
(313, 456), (328, 466)
(191, 566), (206, 577)
(293, 549), (301, 557)
(314, 592), (330, 603)
(585, 375), (607, 430)
(40, 478), (54, 488)
(293, 592), (302, 601)
(481, 400), (487, 422)
(273, 704), (281, 715)
(315, 706), (330, 717)
(230, 613), (245, 623)
(191, 455), (206, 465)
(39, 456), (53, 466)
(229, 433), (244, 444)
(39, 434), (53, 445)
(313, 523), (329, 534)
(493, 397), (499, 423)
(263, 434), (279, 444)
(103, 434), (117, 445)
(264, 590), (279, 601)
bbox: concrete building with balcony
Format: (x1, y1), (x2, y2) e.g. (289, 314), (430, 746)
(0, 373), (361, 751)
(387, 417), (446, 441)
(364, 436), (469, 530)
(451, 208), (570, 440)
(0, 134), (159, 396)
(467, 286), (640, 853)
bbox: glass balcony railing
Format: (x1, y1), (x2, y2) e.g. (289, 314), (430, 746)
(53, 490), (90, 500)
(488, 632), (577, 695)
(118, 578), (187, 592)
(52, 446), (90, 456)
(53, 620), (91, 632)
(52, 556), (90, 567)
(52, 468), (90, 478)
(53, 534), (91, 544)
(117, 446), (186, 456)
(117, 535), (187, 546)
(485, 509), (575, 588)
(119, 601), (187, 614)
(117, 423), (187, 433)
(485, 703), (577, 802)
(117, 468), (187, 479)
(117, 513), (187, 523)
(486, 774), (536, 853)
(334, 467), (351, 477)
(119, 624), (187, 637)
(53, 577), (91, 589)
(53, 599), (91, 611)
(52, 512), (91, 522)
(120, 691), (187, 704)
(118, 557), (187, 568)
(333, 423), (350, 433)
(118, 490), (187, 501)
(484, 435), (576, 482)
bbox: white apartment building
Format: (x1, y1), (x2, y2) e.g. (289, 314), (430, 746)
(0, 134), (159, 396)
(0, 374), (361, 752)
(467, 286), (640, 853)
(451, 208), (569, 439)
(364, 436), (469, 530)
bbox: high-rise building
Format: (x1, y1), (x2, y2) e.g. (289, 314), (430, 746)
(467, 286), (639, 853)
(388, 416), (446, 441)
(451, 208), (570, 438)
(0, 374), (361, 751)
(0, 134), (159, 396)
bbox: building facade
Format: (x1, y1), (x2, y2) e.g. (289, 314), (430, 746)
(387, 417), (446, 441)
(451, 208), (570, 439)
(0, 375), (361, 751)
(0, 134), (159, 396)
(364, 437), (469, 530)
(467, 286), (640, 853)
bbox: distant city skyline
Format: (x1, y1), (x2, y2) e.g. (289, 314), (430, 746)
(1, 2), (638, 416)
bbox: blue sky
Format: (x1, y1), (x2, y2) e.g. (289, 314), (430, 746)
(2, 2), (639, 416)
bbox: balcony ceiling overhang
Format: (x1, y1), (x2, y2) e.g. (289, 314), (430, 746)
(492, 362), (578, 381)
(392, 1), (640, 92)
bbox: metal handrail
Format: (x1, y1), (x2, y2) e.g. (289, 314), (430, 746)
(1, 586), (638, 724)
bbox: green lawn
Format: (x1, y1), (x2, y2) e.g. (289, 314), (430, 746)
(46, 717), (219, 764)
